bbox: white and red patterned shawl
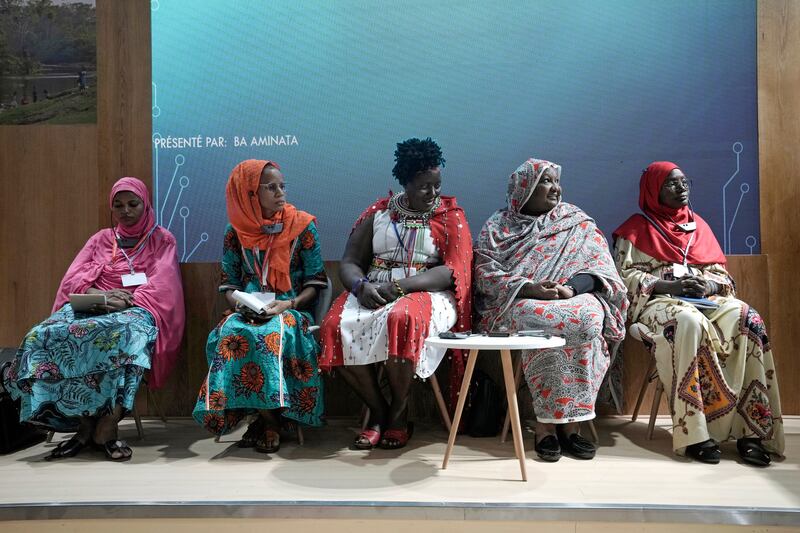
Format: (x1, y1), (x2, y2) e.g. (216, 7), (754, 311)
(474, 158), (627, 342)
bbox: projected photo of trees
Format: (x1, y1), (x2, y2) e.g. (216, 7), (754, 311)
(0, 0), (96, 125)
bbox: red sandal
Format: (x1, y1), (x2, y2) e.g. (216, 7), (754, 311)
(354, 427), (382, 450)
(380, 423), (414, 450)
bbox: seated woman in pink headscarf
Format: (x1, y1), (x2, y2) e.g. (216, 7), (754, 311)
(0, 178), (185, 461)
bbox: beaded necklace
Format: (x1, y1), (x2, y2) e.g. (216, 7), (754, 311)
(388, 192), (440, 229)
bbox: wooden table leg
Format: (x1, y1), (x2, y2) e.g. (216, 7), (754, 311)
(442, 348), (479, 470)
(500, 349), (527, 481)
(501, 353), (523, 443)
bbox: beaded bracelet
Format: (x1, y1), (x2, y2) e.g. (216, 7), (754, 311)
(393, 280), (406, 297)
(290, 297), (296, 309)
(351, 277), (369, 296)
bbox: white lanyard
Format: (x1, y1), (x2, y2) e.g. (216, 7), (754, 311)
(115, 225), (157, 274)
(641, 212), (695, 266)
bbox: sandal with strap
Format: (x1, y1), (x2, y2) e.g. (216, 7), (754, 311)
(534, 434), (561, 462)
(255, 427), (281, 454)
(354, 427), (382, 450)
(685, 439), (721, 464)
(45, 436), (88, 461)
(101, 439), (133, 462)
(238, 417), (265, 448)
(379, 423), (414, 450)
(737, 438), (771, 467)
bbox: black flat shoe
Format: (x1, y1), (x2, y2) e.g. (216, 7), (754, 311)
(737, 438), (771, 467)
(685, 440), (721, 464)
(534, 435), (561, 462)
(45, 436), (87, 461)
(100, 439), (133, 462)
(557, 431), (596, 460)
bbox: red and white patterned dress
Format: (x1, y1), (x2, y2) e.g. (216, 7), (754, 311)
(320, 195), (472, 407)
(474, 159), (628, 423)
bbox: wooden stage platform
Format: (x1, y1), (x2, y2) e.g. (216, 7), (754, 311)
(0, 416), (798, 531)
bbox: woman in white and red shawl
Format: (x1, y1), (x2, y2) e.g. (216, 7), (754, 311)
(320, 138), (472, 450)
(474, 158), (627, 462)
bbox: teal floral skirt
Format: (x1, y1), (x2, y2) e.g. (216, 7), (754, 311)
(2, 304), (155, 432)
(193, 310), (324, 435)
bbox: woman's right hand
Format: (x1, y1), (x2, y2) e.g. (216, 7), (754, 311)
(358, 282), (388, 309)
(524, 280), (561, 300)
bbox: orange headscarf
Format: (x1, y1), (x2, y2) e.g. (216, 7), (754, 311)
(225, 159), (315, 293)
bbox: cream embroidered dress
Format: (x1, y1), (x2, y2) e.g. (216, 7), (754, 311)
(615, 237), (784, 455)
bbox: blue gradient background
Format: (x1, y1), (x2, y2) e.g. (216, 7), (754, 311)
(152, 0), (759, 262)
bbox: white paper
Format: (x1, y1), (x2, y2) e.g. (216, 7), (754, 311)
(672, 263), (689, 278)
(232, 290), (274, 314)
(121, 272), (148, 287)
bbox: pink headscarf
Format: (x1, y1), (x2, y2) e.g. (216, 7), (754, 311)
(113, 177), (156, 239)
(53, 177), (185, 389)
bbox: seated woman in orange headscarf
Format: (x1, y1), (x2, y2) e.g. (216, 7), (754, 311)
(192, 160), (327, 453)
(613, 161), (784, 466)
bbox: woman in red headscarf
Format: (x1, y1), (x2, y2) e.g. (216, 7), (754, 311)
(192, 160), (327, 454)
(1, 177), (185, 461)
(613, 162), (784, 466)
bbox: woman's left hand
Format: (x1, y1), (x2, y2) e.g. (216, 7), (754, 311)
(555, 284), (576, 299)
(102, 295), (130, 312)
(681, 276), (708, 298)
(263, 299), (294, 317)
(375, 282), (400, 303)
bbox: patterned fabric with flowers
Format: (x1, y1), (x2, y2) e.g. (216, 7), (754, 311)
(192, 222), (327, 434)
(2, 304), (155, 432)
(614, 237), (784, 456)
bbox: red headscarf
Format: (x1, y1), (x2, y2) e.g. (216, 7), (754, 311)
(53, 177), (185, 389)
(613, 161), (726, 265)
(225, 159), (315, 293)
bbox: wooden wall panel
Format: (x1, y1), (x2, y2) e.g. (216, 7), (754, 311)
(0, 126), (99, 346)
(96, 0), (153, 211)
(758, 0), (800, 415)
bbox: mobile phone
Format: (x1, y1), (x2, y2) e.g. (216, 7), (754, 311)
(518, 329), (551, 338)
(439, 331), (469, 339)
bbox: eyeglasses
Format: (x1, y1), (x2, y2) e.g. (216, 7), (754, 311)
(662, 178), (692, 191)
(259, 183), (286, 193)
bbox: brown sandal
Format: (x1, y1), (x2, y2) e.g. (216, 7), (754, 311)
(238, 417), (265, 448)
(255, 428), (280, 454)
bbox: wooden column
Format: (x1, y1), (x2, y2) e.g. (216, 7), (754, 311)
(758, 0), (800, 414)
